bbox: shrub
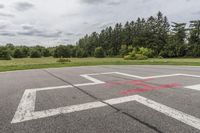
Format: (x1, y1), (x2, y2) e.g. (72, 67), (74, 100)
(120, 45), (128, 56)
(13, 49), (24, 58)
(123, 47), (150, 60)
(137, 47), (153, 58)
(124, 55), (134, 60)
(0, 47), (11, 60)
(127, 45), (133, 53)
(43, 49), (51, 57)
(124, 54), (148, 60)
(30, 50), (42, 58)
(53, 45), (71, 58)
(157, 56), (164, 59)
(21, 46), (30, 57)
(134, 54), (148, 60)
(57, 58), (71, 63)
(94, 47), (105, 58)
(76, 48), (87, 58)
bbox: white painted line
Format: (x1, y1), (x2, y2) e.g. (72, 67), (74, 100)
(144, 74), (182, 79)
(12, 100), (107, 123)
(80, 75), (105, 84)
(114, 72), (144, 79)
(20, 72), (200, 93)
(82, 72), (116, 76)
(35, 85), (72, 91)
(134, 95), (200, 130)
(12, 94), (200, 131)
(11, 90), (36, 123)
(12, 71), (200, 129)
(185, 84), (200, 91)
(180, 74), (200, 78)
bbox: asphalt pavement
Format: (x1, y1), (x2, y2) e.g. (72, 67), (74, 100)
(0, 65), (200, 133)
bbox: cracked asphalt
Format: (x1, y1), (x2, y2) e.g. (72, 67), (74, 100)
(0, 65), (200, 133)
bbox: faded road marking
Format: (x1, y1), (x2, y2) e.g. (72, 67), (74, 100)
(185, 84), (200, 91)
(12, 94), (200, 131)
(12, 71), (200, 131)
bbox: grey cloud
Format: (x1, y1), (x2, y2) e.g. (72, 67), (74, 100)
(14, 2), (34, 11)
(0, 4), (4, 9)
(0, 25), (6, 29)
(0, 32), (15, 36)
(83, 22), (89, 25)
(75, 33), (83, 36)
(39, 31), (62, 38)
(81, 0), (106, 4)
(192, 10), (200, 15)
(107, 1), (121, 6)
(18, 28), (62, 38)
(0, 12), (14, 17)
(63, 39), (70, 42)
(0, 20), (11, 29)
(81, 0), (122, 5)
(65, 32), (74, 36)
(21, 24), (34, 30)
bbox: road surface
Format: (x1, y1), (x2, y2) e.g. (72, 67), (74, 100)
(1, 65), (200, 133)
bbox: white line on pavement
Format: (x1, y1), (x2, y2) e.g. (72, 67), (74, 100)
(185, 84), (200, 91)
(134, 95), (200, 130)
(11, 94), (200, 131)
(11, 71), (200, 132)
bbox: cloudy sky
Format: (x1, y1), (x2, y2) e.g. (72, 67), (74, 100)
(0, 0), (199, 46)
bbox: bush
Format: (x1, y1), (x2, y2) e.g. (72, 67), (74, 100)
(21, 46), (30, 57)
(30, 50), (42, 58)
(76, 48), (87, 58)
(43, 49), (51, 57)
(124, 54), (148, 60)
(57, 58), (71, 63)
(134, 54), (148, 60)
(94, 47), (105, 58)
(0, 47), (11, 60)
(124, 47), (150, 60)
(137, 47), (153, 58)
(120, 45), (128, 56)
(53, 45), (71, 58)
(13, 49), (24, 58)
(124, 55), (134, 60)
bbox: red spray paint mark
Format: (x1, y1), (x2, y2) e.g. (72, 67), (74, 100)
(120, 83), (181, 95)
(104, 78), (181, 95)
(104, 78), (153, 88)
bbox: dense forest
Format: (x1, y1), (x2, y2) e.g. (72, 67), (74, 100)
(0, 12), (200, 60)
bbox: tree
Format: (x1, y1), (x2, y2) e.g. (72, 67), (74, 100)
(21, 46), (30, 57)
(5, 43), (15, 56)
(53, 45), (71, 58)
(76, 47), (87, 58)
(43, 49), (51, 57)
(189, 20), (200, 45)
(94, 47), (105, 58)
(30, 50), (42, 58)
(188, 20), (200, 57)
(161, 22), (187, 57)
(120, 45), (128, 56)
(13, 48), (24, 58)
(112, 23), (123, 55)
(0, 47), (11, 60)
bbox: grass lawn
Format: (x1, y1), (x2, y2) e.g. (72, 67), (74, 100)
(0, 57), (200, 72)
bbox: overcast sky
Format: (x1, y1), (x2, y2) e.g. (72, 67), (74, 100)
(0, 0), (200, 46)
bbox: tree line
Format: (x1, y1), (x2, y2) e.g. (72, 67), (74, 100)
(0, 11), (200, 60)
(77, 11), (200, 58)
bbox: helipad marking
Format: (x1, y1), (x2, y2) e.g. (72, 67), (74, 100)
(185, 84), (200, 91)
(11, 94), (200, 130)
(12, 71), (200, 130)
